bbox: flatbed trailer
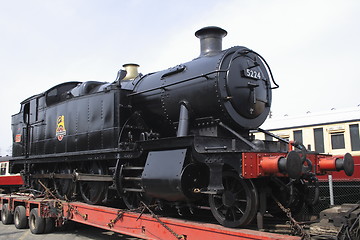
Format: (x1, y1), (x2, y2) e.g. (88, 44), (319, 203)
(0, 194), (301, 240)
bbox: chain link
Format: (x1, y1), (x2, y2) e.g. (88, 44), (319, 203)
(107, 202), (185, 239)
(38, 180), (58, 200)
(107, 210), (124, 228)
(107, 204), (155, 228)
(140, 202), (186, 240)
(272, 195), (310, 240)
(68, 203), (88, 220)
(36, 179), (182, 239)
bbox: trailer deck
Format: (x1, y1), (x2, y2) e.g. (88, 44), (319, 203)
(0, 193), (303, 240)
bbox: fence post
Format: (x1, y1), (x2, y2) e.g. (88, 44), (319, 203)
(328, 174), (334, 206)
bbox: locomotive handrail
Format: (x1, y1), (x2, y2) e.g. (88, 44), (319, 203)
(257, 127), (311, 168)
(258, 128), (300, 150)
(219, 122), (259, 150)
(238, 49), (279, 89)
(127, 69), (227, 97)
(128, 48), (278, 97)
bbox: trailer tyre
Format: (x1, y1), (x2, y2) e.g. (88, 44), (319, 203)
(1, 203), (14, 225)
(44, 217), (55, 233)
(29, 208), (45, 234)
(14, 205), (28, 229)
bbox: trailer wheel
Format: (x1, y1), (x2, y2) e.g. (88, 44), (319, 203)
(29, 208), (45, 234)
(44, 217), (55, 233)
(14, 205), (28, 229)
(1, 203), (14, 225)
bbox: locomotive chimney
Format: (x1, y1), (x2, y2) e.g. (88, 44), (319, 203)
(195, 26), (227, 56)
(122, 63), (140, 80)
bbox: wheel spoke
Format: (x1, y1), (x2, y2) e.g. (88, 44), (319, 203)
(234, 205), (245, 215)
(209, 171), (258, 227)
(79, 161), (107, 205)
(227, 208), (237, 221)
(53, 163), (74, 200)
(233, 189), (243, 195)
(215, 204), (225, 211)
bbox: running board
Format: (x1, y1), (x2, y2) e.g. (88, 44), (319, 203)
(30, 172), (113, 182)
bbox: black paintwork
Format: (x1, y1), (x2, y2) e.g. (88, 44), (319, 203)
(11, 82), (124, 157)
(8, 27), (280, 222)
(124, 46), (272, 137)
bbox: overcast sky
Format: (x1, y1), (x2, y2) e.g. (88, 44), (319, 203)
(0, 0), (359, 155)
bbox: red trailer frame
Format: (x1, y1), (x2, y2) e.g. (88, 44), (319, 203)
(0, 194), (301, 240)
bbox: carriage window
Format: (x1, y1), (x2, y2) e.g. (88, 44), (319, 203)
(293, 130), (303, 144)
(331, 133), (345, 149)
(314, 128), (325, 153)
(350, 124), (360, 151)
(0, 163), (6, 175)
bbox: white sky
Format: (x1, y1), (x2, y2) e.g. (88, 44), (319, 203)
(0, 0), (359, 155)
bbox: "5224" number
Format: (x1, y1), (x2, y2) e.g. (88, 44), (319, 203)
(242, 68), (262, 80)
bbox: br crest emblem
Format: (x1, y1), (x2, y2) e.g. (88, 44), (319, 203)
(56, 115), (67, 141)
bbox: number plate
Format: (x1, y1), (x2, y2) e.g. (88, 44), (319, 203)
(241, 68), (262, 80)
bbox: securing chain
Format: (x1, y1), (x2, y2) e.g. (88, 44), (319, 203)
(272, 195), (310, 240)
(107, 203), (158, 227)
(140, 202), (186, 240)
(34, 180), (67, 227)
(107, 202), (185, 239)
(107, 209), (124, 228)
(38, 180), (58, 200)
(37, 182), (87, 222)
(67, 203), (88, 220)
(37, 179), (184, 239)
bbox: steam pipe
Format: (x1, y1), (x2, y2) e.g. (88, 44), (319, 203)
(177, 103), (189, 137)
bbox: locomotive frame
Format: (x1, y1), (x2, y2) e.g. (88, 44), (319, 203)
(6, 26), (354, 228)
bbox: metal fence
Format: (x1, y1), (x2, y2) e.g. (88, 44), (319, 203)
(300, 176), (360, 218)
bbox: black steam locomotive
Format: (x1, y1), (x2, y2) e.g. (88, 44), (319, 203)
(9, 27), (353, 227)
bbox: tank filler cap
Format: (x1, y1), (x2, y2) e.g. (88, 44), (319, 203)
(195, 26), (227, 56)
